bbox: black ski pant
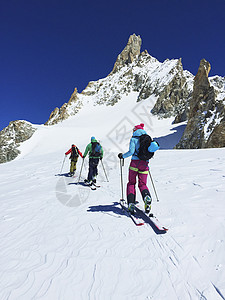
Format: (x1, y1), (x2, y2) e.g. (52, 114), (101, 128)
(87, 158), (99, 181)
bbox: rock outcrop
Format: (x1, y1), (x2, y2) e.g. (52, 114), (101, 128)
(45, 88), (83, 125)
(175, 59), (225, 149)
(0, 120), (36, 163)
(151, 58), (193, 121)
(206, 120), (225, 148)
(110, 34), (142, 74)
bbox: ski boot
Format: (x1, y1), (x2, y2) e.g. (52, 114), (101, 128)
(144, 195), (152, 214)
(84, 179), (92, 185)
(128, 203), (135, 214)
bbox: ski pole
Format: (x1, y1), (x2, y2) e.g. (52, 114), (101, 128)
(119, 158), (125, 201)
(148, 170), (159, 202)
(60, 155), (66, 174)
(78, 158), (85, 183)
(101, 159), (109, 182)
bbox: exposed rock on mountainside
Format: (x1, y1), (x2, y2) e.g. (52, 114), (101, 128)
(45, 88), (83, 125)
(110, 34), (142, 74)
(175, 59), (225, 149)
(206, 121), (225, 148)
(151, 58), (193, 121)
(0, 120), (36, 163)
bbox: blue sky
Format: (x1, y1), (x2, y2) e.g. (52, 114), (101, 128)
(1, 0), (224, 131)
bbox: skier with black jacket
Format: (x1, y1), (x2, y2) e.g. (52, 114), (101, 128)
(83, 137), (103, 184)
(65, 144), (83, 176)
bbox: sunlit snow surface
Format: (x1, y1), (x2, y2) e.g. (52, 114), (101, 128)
(1, 94), (225, 299)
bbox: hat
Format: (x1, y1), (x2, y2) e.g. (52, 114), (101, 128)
(133, 123), (144, 131)
(91, 136), (96, 141)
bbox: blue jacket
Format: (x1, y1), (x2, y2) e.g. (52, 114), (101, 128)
(122, 129), (159, 160)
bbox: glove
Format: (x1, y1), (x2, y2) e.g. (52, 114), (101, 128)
(100, 157), (103, 160)
(118, 153), (123, 159)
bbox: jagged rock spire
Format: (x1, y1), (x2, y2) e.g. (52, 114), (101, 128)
(190, 59), (212, 118)
(175, 58), (220, 149)
(110, 34), (142, 74)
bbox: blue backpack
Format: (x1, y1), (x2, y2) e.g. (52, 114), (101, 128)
(91, 142), (102, 157)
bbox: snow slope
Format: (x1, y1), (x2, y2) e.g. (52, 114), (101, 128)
(1, 94), (225, 300)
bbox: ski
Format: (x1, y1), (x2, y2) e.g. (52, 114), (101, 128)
(119, 201), (144, 226)
(149, 214), (168, 232)
(135, 206), (168, 232)
(90, 185), (97, 190)
(119, 201), (167, 231)
(92, 182), (101, 188)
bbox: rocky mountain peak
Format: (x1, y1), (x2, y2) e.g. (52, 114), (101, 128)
(110, 34), (142, 74)
(45, 36), (195, 125)
(191, 59), (211, 107)
(189, 59), (214, 119)
(194, 59), (211, 85)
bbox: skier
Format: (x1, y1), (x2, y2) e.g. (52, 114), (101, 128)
(65, 144), (83, 176)
(118, 123), (159, 214)
(83, 136), (103, 184)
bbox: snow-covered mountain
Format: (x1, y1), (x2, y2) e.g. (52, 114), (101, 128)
(45, 35), (194, 126)
(0, 84), (225, 299)
(45, 33), (225, 151)
(1, 33), (224, 163)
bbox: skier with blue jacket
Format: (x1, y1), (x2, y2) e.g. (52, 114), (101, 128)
(118, 123), (159, 213)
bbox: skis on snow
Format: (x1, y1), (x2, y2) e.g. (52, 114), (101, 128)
(150, 214), (168, 232)
(135, 206), (168, 232)
(119, 200), (144, 226)
(119, 200), (168, 232)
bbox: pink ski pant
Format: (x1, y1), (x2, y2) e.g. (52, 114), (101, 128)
(127, 160), (149, 197)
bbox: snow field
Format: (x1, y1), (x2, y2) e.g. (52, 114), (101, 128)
(0, 94), (225, 299)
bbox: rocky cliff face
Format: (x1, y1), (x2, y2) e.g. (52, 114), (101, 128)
(0, 120), (36, 163)
(175, 59), (225, 149)
(151, 58), (193, 121)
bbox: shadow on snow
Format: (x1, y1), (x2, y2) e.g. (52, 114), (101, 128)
(88, 201), (166, 234)
(156, 124), (186, 149)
